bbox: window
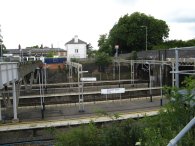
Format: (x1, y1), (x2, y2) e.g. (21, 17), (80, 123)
(75, 49), (78, 53)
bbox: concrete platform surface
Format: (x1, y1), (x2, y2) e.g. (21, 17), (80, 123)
(0, 96), (166, 131)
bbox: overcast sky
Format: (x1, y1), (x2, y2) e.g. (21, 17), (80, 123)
(0, 0), (195, 49)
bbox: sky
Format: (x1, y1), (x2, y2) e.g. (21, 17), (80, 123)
(0, 0), (195, 50)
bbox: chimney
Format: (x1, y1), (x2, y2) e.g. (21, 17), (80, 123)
(18, 44), (21, 50)
(74, 35), (78, 43)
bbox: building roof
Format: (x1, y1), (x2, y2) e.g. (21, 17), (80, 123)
(7, 48), (66, 54)
(65, 38), (87, 45)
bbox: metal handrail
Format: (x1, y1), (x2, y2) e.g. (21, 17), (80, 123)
(167, 117), (195, 146)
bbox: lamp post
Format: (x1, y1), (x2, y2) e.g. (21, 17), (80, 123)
(175, 48), (179, 88)
(115, 45), (120, 87)
(115, 45), (119, 58)
(141, 26), (148, 51)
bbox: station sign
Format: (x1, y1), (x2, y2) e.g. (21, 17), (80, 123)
(101, 88), (125, 94)
(80, 77), (96, 82)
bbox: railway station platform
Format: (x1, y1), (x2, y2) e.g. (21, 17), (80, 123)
(0, 96), (167, 132)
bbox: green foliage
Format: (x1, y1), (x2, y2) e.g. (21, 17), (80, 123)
(101, 123), (126, 146)
(87, 43), (97, 58)
(98, 11), (195, 52)
(141, 76), (195, 146)
(54, 77), (195, 146)
(86, 43), (94, 58)
(95, 52), (112, 72)
(101, 12), (169, 53)
(55, 119), (141, 146)
(153, 39), (195, 49)
(70, 58), (79, 62)
(98, 34), (112, 55)
(46, 51), (54, 57)
(0, 44), (6, 56)
(88, 50), (97, 58)
(98, 119), (142, 146)
(45, 126), (57, 137)
(55, 122), (101, 146)
(0, 37), (6, 56)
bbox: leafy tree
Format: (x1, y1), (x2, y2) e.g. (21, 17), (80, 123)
(95, 52), (112, 72)
(86, 43), (96, 58)
(86, 43), (93, 51)
(0, 44), (7, 56)
(98, 34), (112, 55)
(153, 39), (195, 50)
(0, 37), (6, 56)
(186, 39), (195, 46)
(98, 12), (169, 54)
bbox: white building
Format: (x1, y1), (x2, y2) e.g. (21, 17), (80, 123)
(65, 35), (87, 61)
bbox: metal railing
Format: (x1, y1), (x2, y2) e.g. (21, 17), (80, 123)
(167, 117), (195, 146)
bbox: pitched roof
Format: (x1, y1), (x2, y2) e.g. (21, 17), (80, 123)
(65, 38), (87, 45)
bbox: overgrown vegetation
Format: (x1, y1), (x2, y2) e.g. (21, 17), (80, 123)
(52, 77), (195, 146)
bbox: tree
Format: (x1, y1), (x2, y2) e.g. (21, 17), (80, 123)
(0, 39), (6, 56)
(0, 44), (6, 54)
(153, 39), (195, 50)
(99, 12), (169, 54)
(186, 39), (195, 46)
(98, 34), (112, 55)
(95, 52), (112, 72)
(86, 43), (95, 58)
